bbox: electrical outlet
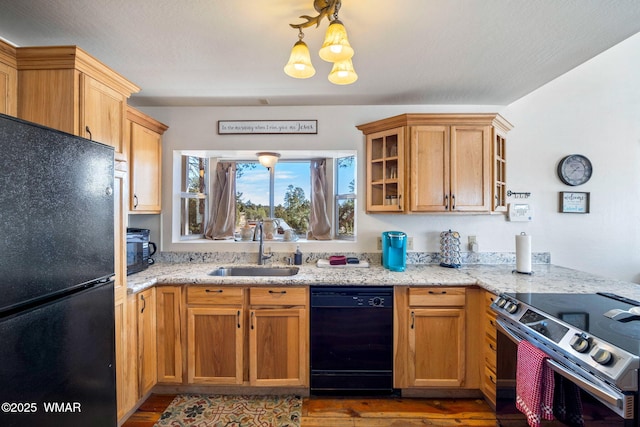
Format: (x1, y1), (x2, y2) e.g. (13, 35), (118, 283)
(377, 236), (382, 250)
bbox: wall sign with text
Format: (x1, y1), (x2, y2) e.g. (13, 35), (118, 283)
(217, 120), (318, 135)
(559, 191), (590, 213)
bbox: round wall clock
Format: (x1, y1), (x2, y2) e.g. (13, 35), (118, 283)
(557, 154), (593, 186)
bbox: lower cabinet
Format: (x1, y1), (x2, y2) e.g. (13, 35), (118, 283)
(137, 287), (157, 397)
(407, 288), (466, 387)
(182, 285), (309, 387)
(482, 291), (498, 407)
(249, 288), (308, 387)
(157, 286), (183, 384)
(394, 286), (483, 392)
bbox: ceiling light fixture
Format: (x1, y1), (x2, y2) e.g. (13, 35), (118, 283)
(284, 0), (357, 85)
(257, 152), (281, 169)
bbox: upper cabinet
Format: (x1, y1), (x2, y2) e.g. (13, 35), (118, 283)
(16, 46), (140, 161)
(0, 40), (17, 117)
(357, 114), (513, 214)
(126, 106), (168, 213)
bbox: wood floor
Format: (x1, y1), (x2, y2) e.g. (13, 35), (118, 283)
(122, 393), (497, 426)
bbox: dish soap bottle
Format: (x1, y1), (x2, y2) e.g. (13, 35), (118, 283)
(294, 245), (302, 265)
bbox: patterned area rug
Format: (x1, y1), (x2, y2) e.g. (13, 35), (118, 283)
(153, 394), (301, 427)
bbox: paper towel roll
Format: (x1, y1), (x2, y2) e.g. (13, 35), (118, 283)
(515, 232), (532, 273)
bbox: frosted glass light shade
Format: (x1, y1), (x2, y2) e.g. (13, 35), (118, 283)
(318, 20), (354, 63)
(328, 58), (358, 85)
(257, 152), (280, 169)
(284, 40), (316, 79)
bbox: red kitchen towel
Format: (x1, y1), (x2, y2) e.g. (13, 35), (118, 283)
(516, 340), (555, 427)
(329, 255), (347, 265)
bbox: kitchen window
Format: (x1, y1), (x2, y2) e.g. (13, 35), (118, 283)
(176, 152), (355, 241)
(180, 155), (208, 238)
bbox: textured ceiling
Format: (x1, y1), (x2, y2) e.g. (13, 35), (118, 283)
(1, 0), (639, 107)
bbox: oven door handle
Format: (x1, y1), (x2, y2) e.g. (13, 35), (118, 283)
(496, 318), (525, 345)
(545, 359), (623, 409)
(496, 319), (624, 410)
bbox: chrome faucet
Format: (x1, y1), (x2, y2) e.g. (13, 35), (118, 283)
(253, 220), (273, 265)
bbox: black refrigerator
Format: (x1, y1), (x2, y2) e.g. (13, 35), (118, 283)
(0, 114), (117, 426)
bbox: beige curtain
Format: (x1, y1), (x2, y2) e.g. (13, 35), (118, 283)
(205, 162), (236, 240)
(308, 159), (331, 240)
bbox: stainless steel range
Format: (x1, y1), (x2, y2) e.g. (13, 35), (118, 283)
(492, 292), (639, 426)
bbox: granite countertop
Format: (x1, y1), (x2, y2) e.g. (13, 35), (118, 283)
(126, 262), (640, 301)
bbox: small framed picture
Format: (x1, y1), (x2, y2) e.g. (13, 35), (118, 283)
(559, 191), (590, 214)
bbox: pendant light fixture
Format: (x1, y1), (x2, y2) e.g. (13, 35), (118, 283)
(285, 0), (357, 85)
(284, 29), (316, 79)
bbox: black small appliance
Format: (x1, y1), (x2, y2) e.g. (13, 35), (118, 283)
(126, 228), (156, 275)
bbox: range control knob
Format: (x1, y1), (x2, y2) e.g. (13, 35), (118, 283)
(505, 301), (520, 314)
(570, 334), (590, 353)
(496, 297), (507, 308)
(591, 347), (613, 365)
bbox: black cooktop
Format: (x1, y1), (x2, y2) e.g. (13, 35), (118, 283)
(505, 292), (640, 355)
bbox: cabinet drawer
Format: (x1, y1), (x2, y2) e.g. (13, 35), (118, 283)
(484, 335), (497, 371)
(485, 313), (497, 341)
(483, 365), (497, 405)
(485, 291), (497, 309)
(187, 286), (244, 305)
(409, 287), (465, 307)
(250, 287), (306, 306)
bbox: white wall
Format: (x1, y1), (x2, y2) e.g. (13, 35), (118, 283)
(503, 32), (640, 283)
(138, 32), (640, 283)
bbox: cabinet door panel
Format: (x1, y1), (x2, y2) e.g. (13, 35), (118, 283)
(157, 287), (183, 383)
(408, 308), (465, 387)
(187, 307), (243, 384)
(81, 74), (126, 159)
(250, 308), (307, 386)
(137, 288), (157, 397)
(450, 125), (491, 211)
(0, 61), (17, 116)
(129, 122), (162, 212)
(410, 126), (450, 211)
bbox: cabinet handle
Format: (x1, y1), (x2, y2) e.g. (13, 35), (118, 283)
(410, 311), (415, 329)
(451, 194), (456, 210)
(444, 194), (449, 210)
(250, 311), (255, 330)
(268, 290), (286, 294)
(489, 375), (496, 385)
(489, 343), (496, 352)
(489, 319), (495, 327)
(428, 290), (447, 294)
(237, 310), (241, 329)
(205, 289), (223, 293)
(85, 126), (92, 140)
(133, 194), (139, 208)
(140, 294), (146, 313)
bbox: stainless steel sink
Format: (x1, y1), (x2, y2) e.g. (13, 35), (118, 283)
(208, 266), (300, 277)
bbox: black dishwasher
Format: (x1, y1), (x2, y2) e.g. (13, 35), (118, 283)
(310, 286), (394, 395)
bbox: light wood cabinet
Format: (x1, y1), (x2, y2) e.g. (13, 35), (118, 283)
(357, 114), (513, 214)
(364, 127), (405, 212)
(249, 287), (308, 387)
(127, 107), (168, 213)
(156, 286), (183, 384)
(482, 291), (498, 408)
(395, 287), (477, 390)
(137, 287), (157, 397)
(184, 286), (308, 387)
(16, 46), (139, 161)
(0, 40), (17, 117)
(407, 288), (466, 387)
(186, 286), (244, 384)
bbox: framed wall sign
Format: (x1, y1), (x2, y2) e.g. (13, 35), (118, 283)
(217, 120), (317, 135)
(559, 191), (590, 213)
